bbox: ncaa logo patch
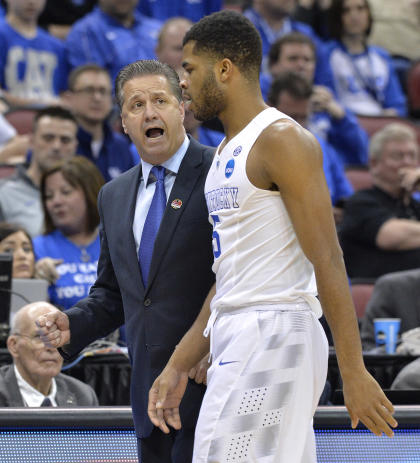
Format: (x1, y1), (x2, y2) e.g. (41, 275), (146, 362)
(225, 159), (235, 178)
(233, 145), (242, 156)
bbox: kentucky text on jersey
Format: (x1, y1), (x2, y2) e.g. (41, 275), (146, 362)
(205, 187), (240, 214)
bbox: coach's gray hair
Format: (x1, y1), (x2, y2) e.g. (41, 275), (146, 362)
(115, 60), (182, 109)
(369, 123), (418, 161)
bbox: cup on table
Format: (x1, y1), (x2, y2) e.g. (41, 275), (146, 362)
(373, 318), (401, 354)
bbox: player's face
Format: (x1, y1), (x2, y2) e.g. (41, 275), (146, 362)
(341, 0), (370, 37)
(120, 74), (186, 165)
(181, 41), (226, 122)
(32, 117), (78, 173)
(271, 43), (316, 82)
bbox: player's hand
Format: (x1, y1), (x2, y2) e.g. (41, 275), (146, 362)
(343, 369), (398, 437)
(35, 309), (70, 348)
(188, 353), (210, 385)
(148, 366), (189, 434)
(35, 257), (63, 283)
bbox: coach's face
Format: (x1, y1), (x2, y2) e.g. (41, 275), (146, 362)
(121, 74), (186, 165)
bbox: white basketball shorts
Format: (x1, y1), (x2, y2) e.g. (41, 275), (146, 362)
(193, 305), (329, 463)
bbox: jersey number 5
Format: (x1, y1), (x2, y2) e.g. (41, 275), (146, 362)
(211, 214), (221, 258)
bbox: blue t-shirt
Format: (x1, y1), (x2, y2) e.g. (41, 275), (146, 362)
(317, 41), (407, 117)
(65, 7), (162, 81)
(77, 123), (137, 182)
(0, 21), (68, 99)
(137, 0), (221, 21)
(308, 109), (369, 166)
(33, 229), (100, 310)
(316, 135), (353, 206)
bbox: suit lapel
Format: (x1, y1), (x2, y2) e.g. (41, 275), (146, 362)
(146, 139), (204, 291)
(120, 165), (145, 292)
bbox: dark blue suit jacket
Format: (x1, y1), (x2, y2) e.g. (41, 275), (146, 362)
(61, 137), (215, 437)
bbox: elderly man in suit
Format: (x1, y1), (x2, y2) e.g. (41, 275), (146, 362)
(36, 60), (215, 462)
(361, 268), (420, 350)
(0, 302), (98, 407)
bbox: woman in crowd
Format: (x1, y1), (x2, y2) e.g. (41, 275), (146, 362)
(0, 222), (35, 279)
(33, 156), (104, 310)
(317, 0), (406, 116)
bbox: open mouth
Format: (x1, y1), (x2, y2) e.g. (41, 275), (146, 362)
(146, 128), (164, 138)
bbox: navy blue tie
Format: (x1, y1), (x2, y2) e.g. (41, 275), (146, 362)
(41, 397), (52, 407)
(138, 166), (166, 286)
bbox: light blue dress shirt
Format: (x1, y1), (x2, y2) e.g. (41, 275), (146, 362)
(132, 136), (190, 253)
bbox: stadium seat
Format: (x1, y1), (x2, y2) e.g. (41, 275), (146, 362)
(407, 60), (420, 118)
(0, 164), (16, 179)
(345, 166), (373, 191)
(357, 115), (420, 145)
(4, 107), (37, 134)
(350, 280), (375, 319)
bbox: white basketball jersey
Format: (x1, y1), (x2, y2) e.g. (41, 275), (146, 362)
(205, 107), (322, 317)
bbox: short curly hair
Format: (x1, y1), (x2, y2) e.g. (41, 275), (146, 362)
(183, 10), (262, 82)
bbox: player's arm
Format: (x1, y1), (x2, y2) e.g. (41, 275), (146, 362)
(148, 284), (215, 433)
(251, 120), (397, 437)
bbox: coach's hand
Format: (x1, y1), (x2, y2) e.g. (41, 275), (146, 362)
(148, 366), (189, 434)
(35, 309), (70, 348)
(343, 369), (398, 437)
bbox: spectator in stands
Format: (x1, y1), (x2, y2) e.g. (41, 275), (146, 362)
(38, 0), (97, 40)
(244, 0), (322, 70)
(65, 0), (162, 82)
(339, 123), (420, 278)
(360, 268), (420, 351)
(293, 0), (332, 39)
(0, 113), (30, 164)
(64, 64), (136, 182)
(33, 156), (104, 311)
(265, 32), (368, 165)
(268, 71), (353, 221)
(0, 222), (35, 279)
(0, 0), (68, 108)
(317, 0), (407, 117)
(154, 17), (224, 147)
(0, 301), (98, 406)
(0, 106), (78, 237)
(155, 17), (193, 74)
(368, 0), (420, 87)
(137, 0), (221, 22)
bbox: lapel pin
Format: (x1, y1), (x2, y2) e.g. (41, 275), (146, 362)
(171, 199), (183, 210)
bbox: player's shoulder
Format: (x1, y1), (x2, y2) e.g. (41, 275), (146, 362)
(258, 118), (320, 157)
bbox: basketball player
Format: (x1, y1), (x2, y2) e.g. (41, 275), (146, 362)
(147, 10), (397, 462)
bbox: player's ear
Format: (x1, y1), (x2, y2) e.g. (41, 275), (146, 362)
(218, 58), (233, 83)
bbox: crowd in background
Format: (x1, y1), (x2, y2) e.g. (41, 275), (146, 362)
(0, 0), (420, 404)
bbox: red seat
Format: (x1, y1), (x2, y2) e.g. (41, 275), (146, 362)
(0, 164), (16, 179)
(4, 107), (37, 135)
(345, 166), (373, 191)
(357, 115), (420, 146)
(350, 283), (375, 319)
(407, 60), (420, 117)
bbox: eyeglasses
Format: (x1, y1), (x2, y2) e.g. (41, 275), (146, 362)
(73, 86), (112, 97)
(12, 332), (47, 349)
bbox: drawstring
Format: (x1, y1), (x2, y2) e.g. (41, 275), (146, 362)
(203, 309), (219, 363)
